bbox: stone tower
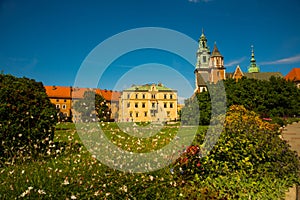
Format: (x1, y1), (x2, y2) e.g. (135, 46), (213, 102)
(194, 29), (211, 93)
(210, 42), (226, 83)
(194, 30), (226, 92)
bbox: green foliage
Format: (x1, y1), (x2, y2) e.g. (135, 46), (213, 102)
(1, 121), (299, 199)
(0, 74), (58, 162)
(173, 105), (300, 198)
(225, 77), (300, 117)
(73, 90), (110, 122)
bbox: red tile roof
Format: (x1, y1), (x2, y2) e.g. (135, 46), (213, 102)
(285, 68), (300, 81)
(71, 88), (98, 99)
(45, 86), (72, 98)
(99, 89), (121, 102)
(45, 86), (121, 101)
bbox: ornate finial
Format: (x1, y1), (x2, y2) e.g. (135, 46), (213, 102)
(248, 44), (260, 73)
(251, 45), (255, 62)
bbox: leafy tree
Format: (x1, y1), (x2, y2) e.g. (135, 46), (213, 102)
(73, 90), (110, 122)
(0, 74), (58, 161)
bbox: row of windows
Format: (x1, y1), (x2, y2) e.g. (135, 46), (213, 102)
(126, 93), (174, 99)
(127, 102), (174, 108)
(56, 99), (68, 102)
(129, 111), (171, 117)
(56, 104), (67, 109)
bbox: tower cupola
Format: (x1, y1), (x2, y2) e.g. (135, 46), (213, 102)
(248, 45), (260, 73)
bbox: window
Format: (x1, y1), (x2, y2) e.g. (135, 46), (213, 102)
(151, 94), (156, 99)
(127, 102), (130, 108)
(170, 103), (173, 108)
(129, 112), (133, 117)
(164, 103), (167, 108)
(64, 99), (67, 102)
(135, 103), (138, 108)
(164, 94), (167, 99)
(56, 104), (60, 109)
(127, 93), (130, 99)
(136, 112), (139, 117)
(135, 93), (138, 99)
(152, 103), (156, 108)
(142, 94), (145, 99)
(167, 111), (170, 117)
(62, 104), (67, 109)
(203, 56), (206, 63)
(142, 102), (145, 108)
(144, 111), (147, 117)
(150, 110), (156, 117)
(170, 94), (173, 99)
(56, 99), (59, 102)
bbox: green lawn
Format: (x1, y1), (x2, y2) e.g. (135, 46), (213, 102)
(0, 122), (293, 199)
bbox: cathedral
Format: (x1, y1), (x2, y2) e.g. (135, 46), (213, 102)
(194, 30), (226, 93)
(194, 30), (283, 93)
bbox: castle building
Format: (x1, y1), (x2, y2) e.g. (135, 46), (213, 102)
(194, 30), (283, 93)
(118, 83), (178, 122)
(194, 30), (226, 93)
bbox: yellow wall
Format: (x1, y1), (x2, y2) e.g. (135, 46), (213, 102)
(49, 98), (72, 117)
(119, 86), (178, 122)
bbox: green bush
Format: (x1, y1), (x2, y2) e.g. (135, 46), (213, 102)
(173, 105), (300, 198)
(0, 74), (58, 162)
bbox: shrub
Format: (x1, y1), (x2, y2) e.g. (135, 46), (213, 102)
(173, 105), (300, 197)
(0, 74), (58, 162)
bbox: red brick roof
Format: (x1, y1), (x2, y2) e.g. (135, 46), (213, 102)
(44, 86), (72, 98)
(285, 68), (300, 81)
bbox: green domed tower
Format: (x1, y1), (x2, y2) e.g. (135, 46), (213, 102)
(248, 45), (260, 73)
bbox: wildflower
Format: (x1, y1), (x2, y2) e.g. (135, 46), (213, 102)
(170, 168), (174, 174)
(149, 175), (154, 181)
(71, 195), (77, 199)
(62, 177), (69, 185)
(38, 189), (46, 195)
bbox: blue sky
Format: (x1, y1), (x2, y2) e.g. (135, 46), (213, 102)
(1, 0), (300, 99)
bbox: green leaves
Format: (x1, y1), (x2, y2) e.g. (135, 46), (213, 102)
(73, 91), (110, 122)
(0, 74), (58, 162)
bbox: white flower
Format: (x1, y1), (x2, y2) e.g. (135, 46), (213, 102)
(38, 189), (46, 194)
(149, 175), (154, 181)
(71, 195), (77, 199)
(62, 177), (69, 185)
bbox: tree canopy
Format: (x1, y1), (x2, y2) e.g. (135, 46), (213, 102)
(73, 90), (110, 122)
(182, 76), (300, 125)
(0, 74), (58, 160)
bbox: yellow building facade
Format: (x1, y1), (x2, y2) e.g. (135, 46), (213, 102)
(118, 83), (178, 122)
(44, 86), (72, 119)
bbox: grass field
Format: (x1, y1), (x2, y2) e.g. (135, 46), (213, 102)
(0, 122), (293, 199)
(0, 122), (207, 199)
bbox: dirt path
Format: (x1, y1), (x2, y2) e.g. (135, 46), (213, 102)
(282, 122), (300, 200)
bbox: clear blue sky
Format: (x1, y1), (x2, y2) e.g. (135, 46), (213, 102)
(1, 0), (300, 99)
